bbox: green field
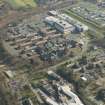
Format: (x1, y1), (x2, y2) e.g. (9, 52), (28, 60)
(0, 0), (4, 5)
(7, 0), (37, 8)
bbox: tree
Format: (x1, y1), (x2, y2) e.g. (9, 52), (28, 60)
(96, 89), (105, 102)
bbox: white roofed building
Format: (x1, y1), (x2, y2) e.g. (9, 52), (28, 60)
(45, 16), (75, 35)
(54, 19), (75, 35)
(45, 16), (58, 26)
(48, 10), (58, 16)
(58, 14), (89, 32)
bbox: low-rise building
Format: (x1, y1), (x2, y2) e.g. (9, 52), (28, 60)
(54, 19), (75, 34)
(45, 16), (58, 26)
(45, 16), (75, 34)
(37, 71), (84, 105)
(58, 13), (88, 32)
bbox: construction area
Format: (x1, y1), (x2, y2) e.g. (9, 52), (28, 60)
(2, 10), (89, 67)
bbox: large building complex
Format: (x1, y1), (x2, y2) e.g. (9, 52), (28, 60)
(37, 71), (84, 105)
(45, 16), (72, 34)
(3, 10), (88, 65)
(45, 11), (88, 35)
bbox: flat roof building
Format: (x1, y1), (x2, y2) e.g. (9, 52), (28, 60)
(54, 19), (75, 34)
(45, 16), (59, 26)
(58, 13), (88, 32)
(45, 16), (75, 34)
(48, 10), (58, 16)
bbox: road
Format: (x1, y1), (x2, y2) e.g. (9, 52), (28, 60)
(31, 55), (82, 74)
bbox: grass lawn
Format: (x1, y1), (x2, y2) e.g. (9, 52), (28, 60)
(0, 0), (3, 3)
(7, 0), (37, 8)
(0, 0), (4, 5)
